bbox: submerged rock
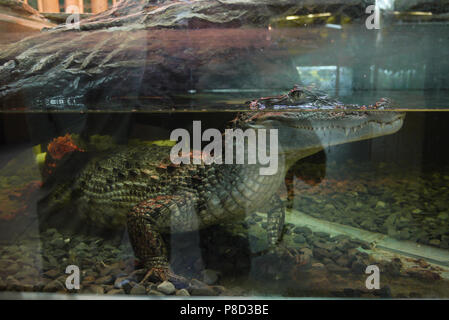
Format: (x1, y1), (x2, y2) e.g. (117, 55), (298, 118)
(157, 280), (175, 295)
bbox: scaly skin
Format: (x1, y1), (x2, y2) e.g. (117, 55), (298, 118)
(42, 87), (406, 278)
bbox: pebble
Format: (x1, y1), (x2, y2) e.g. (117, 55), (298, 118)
(437, 212), (449, 221)
(336, 256), (351, 268)
(189, 286), (217, 296)
(188, 279), (217, 296)
(351, 260), (366, 274)
(201, 269), (219, 285)
(82, 285), (104, 294)
(43, 280), (65, 293)
(95, 275), (114, 285)
(293, 235), (306, 243)
(107, 289), (125, 295)
(311, 263), (325, 269)
(114, 277), (130, 289)
(429, 239), (441, 246)
(375, 201), (386, 209)
(50, 237), (66, 249)
(157, 281), (176, 295)
(148, 289), (165, 296)
(326, 263), (350, 274)
(130, 284), (146, 295)
(293, 226), (312, 235)
(175, 289), (190, 296)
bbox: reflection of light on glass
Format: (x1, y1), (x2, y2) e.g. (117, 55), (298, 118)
(376, 0), (394, 11)
(296, 66), (353, 96)
(286, 13), (331, 20)
(325, 24), (342, 29)
(205, 89), (268, 93)
(307, 13), (331, 18)
(393, 11), (432, 16)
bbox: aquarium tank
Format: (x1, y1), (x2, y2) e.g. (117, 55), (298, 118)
(0, 0), (449, 302)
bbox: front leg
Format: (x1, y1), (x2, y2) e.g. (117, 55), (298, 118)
(127, 197), (171, 280)
(127, 194), (195, 283)
(266, 193), (285, 249)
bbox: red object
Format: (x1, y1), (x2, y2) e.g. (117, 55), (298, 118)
(47, 133), (85, 160)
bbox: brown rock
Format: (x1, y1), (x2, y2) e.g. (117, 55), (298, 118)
(43, 279), (66, 292)
(82, 285), (104, 294)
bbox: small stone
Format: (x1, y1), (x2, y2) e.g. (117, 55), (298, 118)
(326, 263), (350, 274)
(82, 285), (104, 294)
(114, 276), (129, 289)
(148, 289), (165, 296)
(440, 241), (449, 249)
(311, 263), (325, 269)
(315, 232), (331, 239)
(375, 201), (386, 209)
(211, 286), (227, 295)
(44, 228), (58, 236)
(43, 279), (65, 292)
(96, 275), (114, 285)
(429, 239), (441, 246)
(351, 260), (366, 274)
(114, 277), (133, 293)
(82, 275), (96, 284)
(130, 284), (146, 295)
(343, 288), (360, 297)
(43, 269), (60, 279)
(50, 237), (65, 249)
(293, 235), (306, 244)
(0, 279), (6, 291)
(313, 247), (331, 259)
(201, 269), (219, 285)
(437, 212), (449, 221)
(412, 209), (422, 214)
(175, 288), (190, 296)
(293, 226), (312, 235)
(188, 279), (217, 296)
(189, 286), (216, 296)
(107, 288), (125, 295)
(336, 256), (351, 268)
(313, 240), (334, 250)
(157, 281), (176, 295)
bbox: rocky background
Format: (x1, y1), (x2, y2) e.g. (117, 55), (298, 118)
(0, 214), (447, 298)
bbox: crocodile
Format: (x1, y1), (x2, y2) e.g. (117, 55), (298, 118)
(40, 87), (405, 279)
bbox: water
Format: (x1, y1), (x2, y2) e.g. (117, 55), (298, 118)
(0, 110), (448, 298)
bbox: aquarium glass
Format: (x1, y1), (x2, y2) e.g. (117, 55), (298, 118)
(0, 0), (449, 299)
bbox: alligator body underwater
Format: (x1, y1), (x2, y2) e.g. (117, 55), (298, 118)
(40, 87), (405, 278)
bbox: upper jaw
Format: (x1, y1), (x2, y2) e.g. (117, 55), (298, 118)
(246, 110), (404, 127)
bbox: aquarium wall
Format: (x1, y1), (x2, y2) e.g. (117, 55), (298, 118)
(1, 0), (449, 299)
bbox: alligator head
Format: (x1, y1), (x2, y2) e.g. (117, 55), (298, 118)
(239, 87), (405, 167)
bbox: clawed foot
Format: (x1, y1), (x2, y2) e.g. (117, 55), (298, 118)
(141, 267), (169, 283)
(251, 244), (301, 280)
(140, 267), (189, 288)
